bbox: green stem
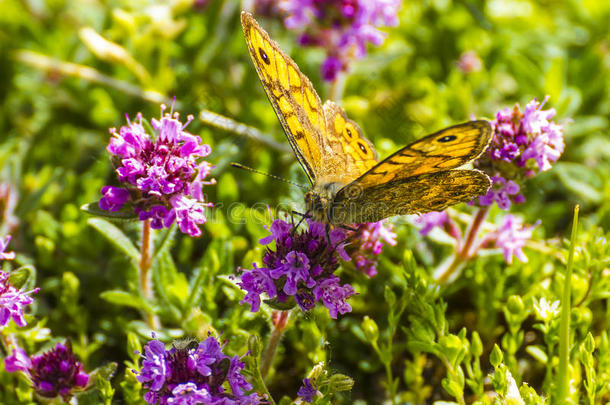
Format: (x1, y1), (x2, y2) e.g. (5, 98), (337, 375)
(557, 205), (579, 402)
(140, 220), (159, 329)
(260, 310), (291, 380)
(435, 205), (490, 283)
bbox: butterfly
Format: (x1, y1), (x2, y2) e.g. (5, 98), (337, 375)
(241, 12), (492, 225)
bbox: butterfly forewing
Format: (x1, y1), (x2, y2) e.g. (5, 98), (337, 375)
(332, 170), (491, 224)
(347, 120), (492, 190)
(241, 12), (328, 184)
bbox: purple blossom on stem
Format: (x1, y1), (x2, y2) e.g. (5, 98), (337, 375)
(0, 271), (39, 330)
(0, 235), (16, 260)
(279, 0), (402, 81)
(344, 220), (397, 276)
(134, 335), (261, 405)
(238, 218), (356, 318)
(414, 212), (449, 236)
(494, 215), (538, 264)
(477, 176), (525, 211)
(473, 96), (565, 209)
(99, 104), (215, 237)
(297, 378), (320, 403)
(5, 342), (89, 400)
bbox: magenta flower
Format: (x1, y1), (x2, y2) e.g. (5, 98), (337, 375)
(414, 212), (449, 236)
(0, 271), (39, 330)
(5, 342), (89, 400)
(0, 235), (16, 260)
(494, 215), (538, 264)
(279, 0), (402, 81)
(474, 96), (565, 209)
(477, 176), (525, 210)
(99, 104), (215, 237)
(238, 218), (356, 318)
(345, 220), (397, 276)
(134, 335), (261, 405)
(297, 378), (320, 403)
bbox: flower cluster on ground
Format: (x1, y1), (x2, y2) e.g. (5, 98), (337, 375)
(134, 334), (261, 405)
(99, 105), (215, 237)
(268, 0), (402, 81)
(238, 218), (356, 318)
(475, 96), (565, 210)
(5, 342), (89, 400)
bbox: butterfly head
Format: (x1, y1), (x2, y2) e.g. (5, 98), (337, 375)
(305, 182), (346, 224)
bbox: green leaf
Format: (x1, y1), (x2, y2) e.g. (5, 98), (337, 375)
(264, 297), (297, 311)
(152, 224), (176, 259)
(8, 265), (36, 290)
(100, 290), (146, 310)
(87, 218), (140, 263)
(81, 201), (138, 221)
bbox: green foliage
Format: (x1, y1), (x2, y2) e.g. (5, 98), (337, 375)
(0, 0), (609, 404)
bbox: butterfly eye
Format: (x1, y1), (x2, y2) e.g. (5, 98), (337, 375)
(438, 135), (457, 143)
(258, 48), (270, 65)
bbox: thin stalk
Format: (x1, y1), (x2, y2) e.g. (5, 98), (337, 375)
(436, 205), (490, 283)
(328, 73), (346, 102)
(140, 220), (159, 329)
(557, 205), (579, 402)
(260, 310), (291, 380)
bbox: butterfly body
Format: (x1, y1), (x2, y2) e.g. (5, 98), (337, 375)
(241, 12), (492, 225)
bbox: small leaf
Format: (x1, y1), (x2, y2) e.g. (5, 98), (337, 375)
(100, 290), (146, 310)
(264, 297), (296, 311)
(81, 202), (138, 221)
(87, 218), (140, 263)
(8, 266), (36, 290)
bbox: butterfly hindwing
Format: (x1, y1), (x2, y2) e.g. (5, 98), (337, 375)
(319, 101), (378, 184)
(331, 170), (491, 223)
(241, 12), (327, 184)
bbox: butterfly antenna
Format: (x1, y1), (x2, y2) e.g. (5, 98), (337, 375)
(230, 163), (308, 190)
(290, 210), (310, 235)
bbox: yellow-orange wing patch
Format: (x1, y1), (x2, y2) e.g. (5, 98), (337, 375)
(241, 12), (328, 184)
(318, 101), (378, 184)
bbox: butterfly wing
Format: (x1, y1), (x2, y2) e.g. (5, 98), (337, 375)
(330, 120), (492, 223)
(319, 101), (378, 184)
(330, 170), (490, 223)
(241, 12), (327, 184)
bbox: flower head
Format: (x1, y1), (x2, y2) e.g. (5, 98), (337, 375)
(279, 0), (402, 81)
(5, 342), (89, 400)
(297, 378), (320, 403)
(0, 270), (39, 330)
(135, 335), (261, 405)
(344, 220), (396, 276)
(474, 96), (565, 209)
(99, 104), (215, 237)
(413, 212), (449, 236)
(238, 218), (356, 318)
(493, 215), (538, 264)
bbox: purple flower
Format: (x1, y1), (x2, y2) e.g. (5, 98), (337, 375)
(100, 104), (215, 237)
(134, 335), (261, 405)
(313, 275), (356, 319)
(494, 215), (538, 264)
(414, 211), (449, 236)
(0, 271), (39, 329)
(0, 235), (16, 260)
(474, 96), (565, 209)
(5, 342), (89, 400)
(344, 220), (397, 276)
(477, 176), (524, 211)
(280, 0), (402, 81)
(99, 186), (131, 212)
(239, 218), (356, 317)
(297, 378), (320, 403)
(0, 234), (15, 261)
(166, 383), (210, 405)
